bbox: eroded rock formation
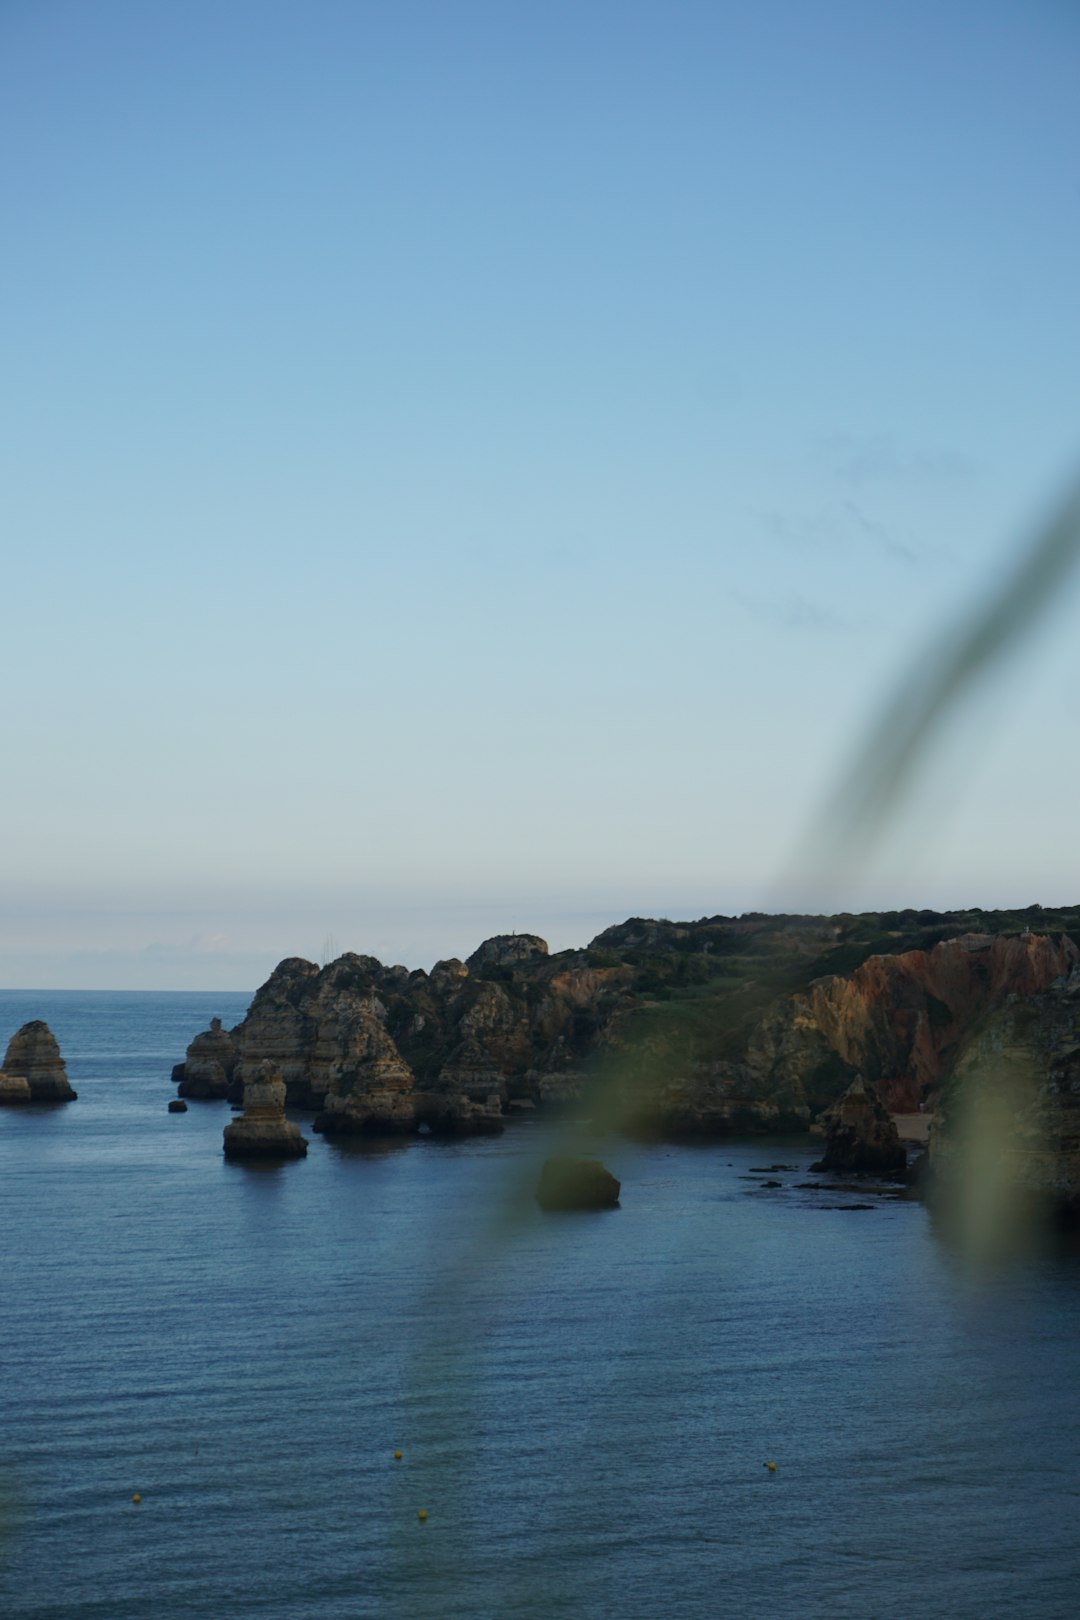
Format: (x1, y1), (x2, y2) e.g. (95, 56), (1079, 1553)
(810, 1077), (906, 1176)
(1, 1021), (76, 1102)
(223, 1062), (308, 1161)
(175, 1016), (238, 1099)
(750, 933), (1076, 1116)
(172, 913), (1080, 1142)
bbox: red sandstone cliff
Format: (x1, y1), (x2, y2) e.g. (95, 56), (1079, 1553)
(752, 932), (1078, 1113)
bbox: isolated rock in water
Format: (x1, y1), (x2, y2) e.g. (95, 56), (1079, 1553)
(177, 1016), (238, 1099)
(168, 1098), (188, 1114)
(1, 1021), (76, 1102)
(0, 1071), (32, 1103)
(223, 1062), (308, 1161)
(811, 1077), (905, 1176)
(536, 1156), (621, 1210)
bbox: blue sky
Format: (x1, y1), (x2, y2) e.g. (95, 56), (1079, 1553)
(3, 0), (1079, 988)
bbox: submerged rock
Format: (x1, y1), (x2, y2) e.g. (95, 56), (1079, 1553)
(223, 1063), (308, 1161)
(810, 1076), (906, 1177)
(536, 1157), (621, 1211)
(1, 1021), (76, 1102)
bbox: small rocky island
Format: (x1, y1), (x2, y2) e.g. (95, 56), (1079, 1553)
(0, 1021), (76, 1103)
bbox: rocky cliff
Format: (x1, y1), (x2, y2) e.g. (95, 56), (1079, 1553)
(748, 931), (1077, 1115)
(172, 907), (1080, 1141)
(929, 963), (1080, 1224)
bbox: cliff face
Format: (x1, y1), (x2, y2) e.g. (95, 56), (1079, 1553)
(750, 932), (1077, 1115)
(173, 942), (628, 1138)
(930, 964), (1080, 1221)
(172, 911), (1080, 1140)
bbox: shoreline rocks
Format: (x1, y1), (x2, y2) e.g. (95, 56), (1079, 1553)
(0, 1021), (76, 1103)
(810, 1077), (906, 1177)
(170, 913), (1080, 1149)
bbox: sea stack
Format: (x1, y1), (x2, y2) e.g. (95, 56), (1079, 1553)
(811, 1076), (906, 1176)
(223, 1061), (308, 1162)
(0, 1021), (77, 1102)
(175, 1015), (238, 1099)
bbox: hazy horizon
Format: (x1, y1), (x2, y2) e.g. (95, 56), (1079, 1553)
(4, 0), (1078, 991)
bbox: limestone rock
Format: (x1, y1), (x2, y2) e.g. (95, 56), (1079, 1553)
(172, 916), (1080, 1148)
(0, 1072), (32, 1103)
(811, 1077), (906, 1176)
(168, 1098), (188, 1114)
(436, 1037), (507, 1104)
(177, 1016), (237, 1099)
(466, 934), (549, 971)
(223, 1063), (308, 1161)
(930, 964), (1080, 1224)
(1, 1021), (76, 1102)
(536, 1157), (621, 1210)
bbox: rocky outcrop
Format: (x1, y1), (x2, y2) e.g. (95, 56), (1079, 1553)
(223, 1062), (308, 1161)
(536, 1157), (621, 1210)
(176, 1016), (237, 1099)
(810, 1077), (906, 1176)
(1, 1021), (76, 1102)
(749, 932), (1077, 1116)
(466, 934), (548, 971)
(172, 913), (1080, 1144)
(173, 937), (627, 1136)
(929, 964), (1080, 1223)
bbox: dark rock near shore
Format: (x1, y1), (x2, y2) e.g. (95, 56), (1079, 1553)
(810, 1077), (906, 1176)
(536, 1157), (621, 1211)
(168, 1098), (188, 1114)
(1, 1021), (76, 1103)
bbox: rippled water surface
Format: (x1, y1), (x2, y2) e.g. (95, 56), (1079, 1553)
(3, 990), (1080, 1619)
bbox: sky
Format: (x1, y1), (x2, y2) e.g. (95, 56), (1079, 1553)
(3, 0), (1079, 989)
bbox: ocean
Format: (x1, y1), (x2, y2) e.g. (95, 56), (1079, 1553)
(2, 989), (1080, 1619)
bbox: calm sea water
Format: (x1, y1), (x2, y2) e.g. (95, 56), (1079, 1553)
(2, 990), (1080, 1619)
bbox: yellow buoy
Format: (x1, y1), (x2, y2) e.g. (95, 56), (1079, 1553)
(417, 1509), (428, 1521)
(394, 1450), (403, 1460)
(765, 1462), (777, 1472)
(132, 1493), (142, 1503)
